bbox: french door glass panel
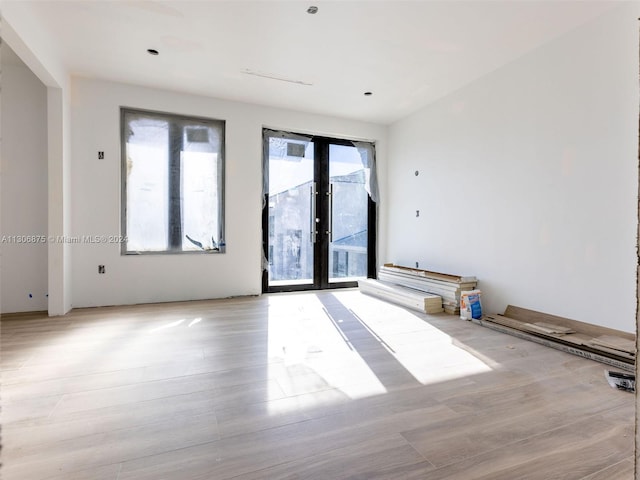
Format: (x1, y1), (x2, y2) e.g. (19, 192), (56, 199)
(265, 132), (373, 291)
(328, 144), (368, 283)
(267, 138), (315, 286)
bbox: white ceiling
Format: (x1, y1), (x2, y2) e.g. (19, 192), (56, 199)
(10, 1), (618, 124)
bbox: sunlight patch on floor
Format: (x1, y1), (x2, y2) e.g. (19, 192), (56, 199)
(267, 293), (387, 406)
(332, 290), (494, 384)
(187, 317), (202, 327)
(149, 318), (186, 332)
(265, 290), (496, 413)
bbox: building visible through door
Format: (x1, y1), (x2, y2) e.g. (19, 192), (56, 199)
(263, 130), (377, 292)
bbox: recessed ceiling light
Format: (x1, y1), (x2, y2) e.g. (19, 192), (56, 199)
(307, 6), (318, 14)
(364, 91), (373, 96)
(147, 49), (159, 56)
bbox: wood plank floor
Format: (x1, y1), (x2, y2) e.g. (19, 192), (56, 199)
(1, 290), (634, 480)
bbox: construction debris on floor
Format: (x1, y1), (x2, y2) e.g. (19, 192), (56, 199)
(475, 305), (635, 372)
(358, 264), (477, 315)
(605, 370), (636, 392)
(358, 278), (444, 314)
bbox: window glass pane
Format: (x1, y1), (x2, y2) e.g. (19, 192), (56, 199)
(181, 124), (223, 252)
(182, 151), (219, 251)
(329, 143), (368, 282)
(267, 138), (315, 285)
(122, 110), (224, 254)
(125, 116), (169, 251)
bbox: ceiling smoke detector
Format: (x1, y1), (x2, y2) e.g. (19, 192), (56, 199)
(307, 6), (318, 14)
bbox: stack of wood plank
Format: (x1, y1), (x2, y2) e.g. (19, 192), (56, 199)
(358, 278), (444, 314)
(477, 305), (635, 371)
(377, 264), (477, 314)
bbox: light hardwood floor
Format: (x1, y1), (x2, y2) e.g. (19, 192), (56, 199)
(1, 290), (634, 479)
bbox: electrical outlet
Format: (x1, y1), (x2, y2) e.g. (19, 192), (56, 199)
(98, 151), (104, 160)
(98, 265), (105, 274)
(415, 262), (419, 268)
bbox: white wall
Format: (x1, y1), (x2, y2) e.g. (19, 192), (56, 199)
(47, 86), (73, 315)
(387, 4), (638, 332)
(1, 44), (48, 313)
(70, 78), (387, 308)
(2, 3), (74, 315)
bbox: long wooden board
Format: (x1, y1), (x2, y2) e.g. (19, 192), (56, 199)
(358, 279), (444, 314)
(474, 317), (634, 372)
(485, 315), (581, 342)
(504, 305), (634, 341)
(485, 314), (635, 361)
(588, 335), (635, 355)
(480, 306), (635, 369)
(379, 267), (476, 291)
(382, 264), (476, 284)
(377, 272), (460, 301)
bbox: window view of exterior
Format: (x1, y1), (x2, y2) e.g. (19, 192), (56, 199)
(267, 138), (315, 285)
(267, 137), (369, 285)
(122, 109), (225, 254)
(328, 144), (369, 283)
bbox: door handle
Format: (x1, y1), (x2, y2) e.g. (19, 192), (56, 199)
(310, 182), (318, 243)
(326, 183), (333, 242)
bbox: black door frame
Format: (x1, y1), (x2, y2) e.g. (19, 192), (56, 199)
(262, 131), (377, 293)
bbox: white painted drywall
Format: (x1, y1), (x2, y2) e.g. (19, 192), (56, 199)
(0, 1), (67, 89)
(1, 43), (48, 313)
(387, 4), (638, 332)
(2, 4), (74, 316)
(70, 78), (387, 308)
(47, 86), (73, 316)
